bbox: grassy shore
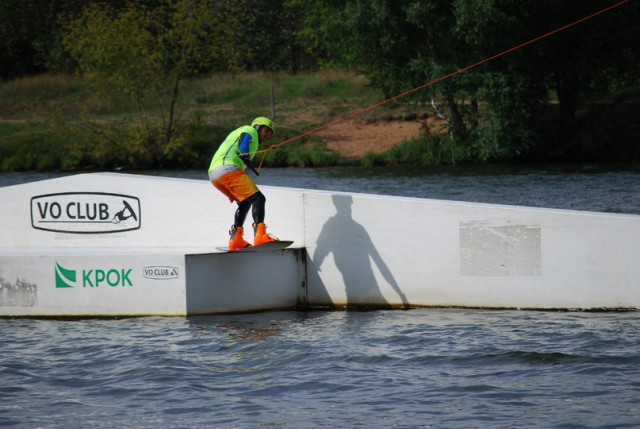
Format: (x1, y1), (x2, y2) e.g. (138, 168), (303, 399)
(0, 71), (399, 171)
(2, 72), (638, 172)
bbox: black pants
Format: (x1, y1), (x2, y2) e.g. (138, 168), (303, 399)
(234, 191), (266, 227)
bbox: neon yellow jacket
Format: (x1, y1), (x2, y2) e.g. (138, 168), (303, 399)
(208, 125), (258, 175)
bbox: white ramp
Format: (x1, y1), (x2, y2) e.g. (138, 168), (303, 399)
(1, 172), (639, 315)
(0, 173), (305, 316)
(303, 192), (640, 310)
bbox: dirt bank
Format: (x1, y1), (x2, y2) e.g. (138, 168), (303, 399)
(315, 115), (447, 159)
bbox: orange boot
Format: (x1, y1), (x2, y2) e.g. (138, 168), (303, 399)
(253, 222), (278, 246)
(229, 226), (251, 250)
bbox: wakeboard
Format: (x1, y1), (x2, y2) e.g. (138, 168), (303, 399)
(216, 240), (294, 253)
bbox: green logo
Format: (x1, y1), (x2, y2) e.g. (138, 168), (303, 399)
(55, 262), (76, 288)
(54, 261), (133, 288)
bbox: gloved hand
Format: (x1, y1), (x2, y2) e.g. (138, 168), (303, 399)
(240, 154), (259, 176)
(240, 154), (251, 168)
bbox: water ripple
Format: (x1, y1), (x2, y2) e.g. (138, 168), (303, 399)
(2, 310), (640, 428)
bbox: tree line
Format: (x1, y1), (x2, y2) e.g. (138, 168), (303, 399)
(1, 0), (325, 79)
(2, 0), (639, 165)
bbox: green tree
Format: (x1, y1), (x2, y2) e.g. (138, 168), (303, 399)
(455, 0), (640, 159)
(0, 0), (87, 80)
(63, 0), (242, 167)
(288, 0), (349, 69)
(230, 0), (322, 73)
(334, 0), (640, 162)
(453, 0), (550, 159)
(341, 0), (485, 155)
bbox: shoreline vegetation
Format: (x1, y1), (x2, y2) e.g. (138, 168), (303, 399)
(1, 71), (639, 172)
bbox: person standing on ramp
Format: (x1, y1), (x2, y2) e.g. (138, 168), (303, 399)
(208, 117), (279, 250)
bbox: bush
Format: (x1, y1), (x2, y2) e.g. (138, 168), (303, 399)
(362, 133), (471, 166)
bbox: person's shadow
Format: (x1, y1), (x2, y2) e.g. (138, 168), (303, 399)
(310, 194), (409, 309)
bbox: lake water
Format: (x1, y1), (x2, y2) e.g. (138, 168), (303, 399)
(151, 163), (640, 214)
(1, 164), (640, 428)
(2, 310), (639, 428)
(2, 163), (640, 214)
